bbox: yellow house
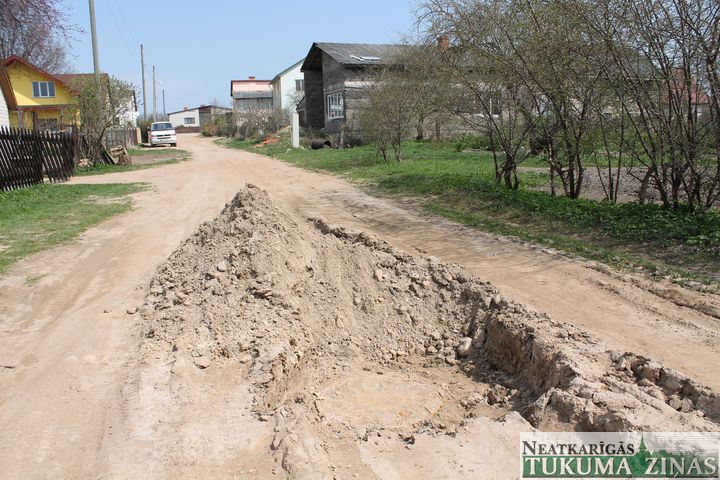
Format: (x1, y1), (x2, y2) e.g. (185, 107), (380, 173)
(3, 55), (81, 130)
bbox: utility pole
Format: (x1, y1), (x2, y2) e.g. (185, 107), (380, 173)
(162, 89), (166, 118)
(140, 44), (147, 120)
(88, 0), (101, 79)
(152, 65), (157, 121)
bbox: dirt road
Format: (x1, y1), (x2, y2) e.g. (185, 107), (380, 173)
(0, 134), (717, 478)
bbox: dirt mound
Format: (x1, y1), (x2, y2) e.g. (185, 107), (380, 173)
(140, 185), (719, 438)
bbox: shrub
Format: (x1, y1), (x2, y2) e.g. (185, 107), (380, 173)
(453, 133), (492, 152)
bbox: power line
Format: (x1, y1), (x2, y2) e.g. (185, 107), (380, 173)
(111, 0), (139, 46)
(104, 0), (134, 59)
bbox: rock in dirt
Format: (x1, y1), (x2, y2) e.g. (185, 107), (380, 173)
(456, 337), (472, 358)
(193, 356), (212, 369)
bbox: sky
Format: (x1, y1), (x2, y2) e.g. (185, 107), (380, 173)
(61, 0), (418, 115)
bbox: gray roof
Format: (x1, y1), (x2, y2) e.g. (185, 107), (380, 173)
(302, 42), (408, 70)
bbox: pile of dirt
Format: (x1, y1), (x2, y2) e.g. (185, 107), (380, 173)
(140, 185), (720, 436)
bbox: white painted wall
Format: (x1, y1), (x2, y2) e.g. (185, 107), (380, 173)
(0, 89), (9, 128)
(272, 60), (304, 111)
(169, 108), (200, 128)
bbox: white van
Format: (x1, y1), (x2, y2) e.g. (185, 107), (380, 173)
(149, 121), (177, 147)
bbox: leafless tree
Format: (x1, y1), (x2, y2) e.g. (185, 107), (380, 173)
(359, 67), (421, 162)
(70, 76), (136, 164)
(0, 0), (78, 72)
(583, 0), (720, 210)
(418, 0), (539, 189)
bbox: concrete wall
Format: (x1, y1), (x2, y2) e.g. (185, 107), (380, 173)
(169, 108), (200, 128)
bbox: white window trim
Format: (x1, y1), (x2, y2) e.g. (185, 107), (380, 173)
(32, 81), (56, 98)
(184, 117), (195, 125)
(326, 91), (344, 120)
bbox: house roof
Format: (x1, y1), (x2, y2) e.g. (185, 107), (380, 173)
(3, 55), (106, 96)
(3, 55), (69, 86)
(0, 61), (17, 110)
(301, 42), (408, 71)
(271, 59), (304, 84)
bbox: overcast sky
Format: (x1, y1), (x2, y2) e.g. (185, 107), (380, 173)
(62, 0), (417, 114)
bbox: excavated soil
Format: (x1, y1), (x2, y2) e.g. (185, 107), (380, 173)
(135, 185), (720, 477)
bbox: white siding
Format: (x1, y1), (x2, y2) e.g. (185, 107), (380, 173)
(168, 108), (200, 128)
(0, 89), (9, 128)
(272, 60), (304, 111)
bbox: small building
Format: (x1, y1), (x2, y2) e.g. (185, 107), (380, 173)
(230, 76), (273, 114)
(300, 42), (406, 138)
(168, 105), (233, 131)
(270, 59), (304, 111)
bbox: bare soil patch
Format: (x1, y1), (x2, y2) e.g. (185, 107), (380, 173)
(132, 185), (719, 476)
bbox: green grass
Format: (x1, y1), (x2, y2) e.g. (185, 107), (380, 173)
(0, 183), (147, 274)
(75, 149), (190, 176)
(221, 136), (720, 286)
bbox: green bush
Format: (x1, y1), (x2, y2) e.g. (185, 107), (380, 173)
(453, 133), (492, 152)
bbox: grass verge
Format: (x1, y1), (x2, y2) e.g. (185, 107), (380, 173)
(75, 149), (190, 176)
(220, 136), (720, 286)
(0, 183), (147, 274)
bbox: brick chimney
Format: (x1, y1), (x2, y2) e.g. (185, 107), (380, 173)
(438, 35), (450, 50)
(183, 106), (188, 111)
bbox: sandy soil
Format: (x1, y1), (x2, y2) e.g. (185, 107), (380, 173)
(0, 134), (718, 478)
(130, 148), (184, 165)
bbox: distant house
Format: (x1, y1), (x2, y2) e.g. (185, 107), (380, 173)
(168, 105), (233, 131)
(230, 76), (273, 114)
(300, 42), (406, 138)
(270, 59), (304, 111)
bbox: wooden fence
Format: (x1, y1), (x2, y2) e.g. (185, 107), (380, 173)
(0, 126), (75, 191)
(104, 128), (139, 149)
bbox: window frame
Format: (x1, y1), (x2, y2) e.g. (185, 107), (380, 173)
(184, 117), (195, 125)
(295, 79), (304, 92)
(32, 81), (56, 98)
(326, 91), (344, 120)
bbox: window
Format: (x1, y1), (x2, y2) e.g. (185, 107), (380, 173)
(36, 118), (59, 131)
(326, 92), (344, 119)
(151, 122), (173, 131)
(184, 117), (195, 125)
(295, 79), (304, 92)
(32, 81), (56, 98)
